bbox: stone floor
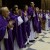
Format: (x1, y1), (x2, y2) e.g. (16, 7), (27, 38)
(24, 30), (50, 50)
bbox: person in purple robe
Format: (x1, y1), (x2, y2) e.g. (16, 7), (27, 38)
(18, 9), (27, 47)
(28, 2), (36, 41)
(0, 7), (14, 50)
(34, 7), (41, 37)
(11, 5), (27, 50)
(23, 5), (30, 45)
(45, 10), (50, 31)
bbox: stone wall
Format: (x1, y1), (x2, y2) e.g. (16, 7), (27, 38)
(0, 0), (2, 7)
(41, 0), (50, 10)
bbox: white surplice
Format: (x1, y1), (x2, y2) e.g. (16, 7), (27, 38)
(45, 14), (49, 31)
(1, 29), (8, 50)
(29, 20), (35, 40)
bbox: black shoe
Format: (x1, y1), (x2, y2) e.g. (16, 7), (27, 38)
(34, 37), (38, 39)
(29, 40), (35, 42)
(27, 43), (29, 45)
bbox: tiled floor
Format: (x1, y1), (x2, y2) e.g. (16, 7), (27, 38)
(24, 30), (50, 50)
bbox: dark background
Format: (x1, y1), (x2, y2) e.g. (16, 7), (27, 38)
(2, 0), (41, 9)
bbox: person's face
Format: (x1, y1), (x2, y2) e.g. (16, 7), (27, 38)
(36, 7), (39, 12)
(2, 8), (10, 18)
(31, 2), (35, 8)
(47, 10), (49, 13)
(15, 8), (19, 14)
(25, 5), (28, 10)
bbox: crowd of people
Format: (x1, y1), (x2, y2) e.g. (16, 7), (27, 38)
(0, 2), (50, 50)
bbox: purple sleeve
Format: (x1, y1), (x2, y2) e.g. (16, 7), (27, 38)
(0, 17), (7, 41)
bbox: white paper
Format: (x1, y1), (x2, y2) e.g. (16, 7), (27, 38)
(18, 16), (23, 26)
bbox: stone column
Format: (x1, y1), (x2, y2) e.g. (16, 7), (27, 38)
(0, 0), (2, 7)
(41, 0), (45, 9)
(41, 0), (50, 10)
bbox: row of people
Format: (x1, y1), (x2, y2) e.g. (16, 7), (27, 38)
(0, 2), (50, 50)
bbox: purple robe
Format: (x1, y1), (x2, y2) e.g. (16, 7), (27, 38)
(1, 15), (14, 50)
(0, 15), (8, 41)
(6, 14), (14, 50)
(0, 15), (10, 50)
(34, 12), (41, 33)
(7, 28), (14, 50)
(23, 11), (30, 37)
(28, 7), (36, 31)
(21, 12), (28, 44)
(25, 20), (30, 37)
(10, 13), (26, 48)
(28, 7), (41, 33)
(28, 7), (34, 16)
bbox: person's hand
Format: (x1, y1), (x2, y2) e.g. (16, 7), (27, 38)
(24, 13), (27, 17)
(8, 21), (14, 28)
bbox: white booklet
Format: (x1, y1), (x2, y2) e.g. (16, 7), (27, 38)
(18, 16), (23, 26)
